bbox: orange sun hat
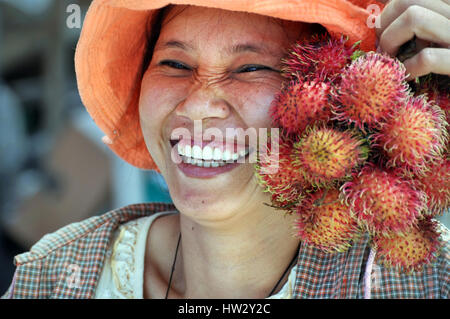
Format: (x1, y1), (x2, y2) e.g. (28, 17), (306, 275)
(74, 0), (385, 170)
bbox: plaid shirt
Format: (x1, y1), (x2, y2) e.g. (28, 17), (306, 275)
(1, 202), (449, 299)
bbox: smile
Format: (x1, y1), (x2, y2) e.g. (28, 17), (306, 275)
(178, 143), (249, 167)
(170, 139), (252, 178)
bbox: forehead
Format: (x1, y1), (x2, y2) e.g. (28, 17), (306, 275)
(156, 5), (306, 54)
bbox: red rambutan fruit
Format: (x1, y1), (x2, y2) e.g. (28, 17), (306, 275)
(281, 35), (358, 82)
(435, 93), (449, 129)
(333, 52), (409, 132)
(270, 80), (331, 136)
(415, 78), (450, 152)
(341, 165), (427, 236)
(415, 77), (450, 125)
(293, 126), (368, 187)
(255, 138), (306, 209)
(269, 193), (303, 212)
(373, 217), (442, 273)
(374, 96), (448, 175)
(431, 93), (449, 125)
(411, 158), (450, 216)
(295, 188), (361, 253)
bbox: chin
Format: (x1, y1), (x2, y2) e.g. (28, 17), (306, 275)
(158, 147), (263, 223)
(166, 176), (260, 225)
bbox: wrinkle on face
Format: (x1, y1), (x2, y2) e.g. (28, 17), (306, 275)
(138, 5), (313, 220)
(191, 67), (233, 89)
(141, 5), (311, 147)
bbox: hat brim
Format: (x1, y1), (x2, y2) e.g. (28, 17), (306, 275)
(75, 0), (382, 170)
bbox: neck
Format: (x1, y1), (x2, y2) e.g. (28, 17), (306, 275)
(171, 200), (300, 298)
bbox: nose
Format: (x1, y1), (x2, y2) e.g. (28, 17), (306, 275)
(175, 84), (230, 122)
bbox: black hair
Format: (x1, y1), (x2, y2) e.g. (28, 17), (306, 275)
(141, 5), (175, 76)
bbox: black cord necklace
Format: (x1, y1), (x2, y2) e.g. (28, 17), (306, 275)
(165, 232), (182, 299)
(164, 233), (300, 299)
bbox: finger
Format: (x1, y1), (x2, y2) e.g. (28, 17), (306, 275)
(376, 0), (450, 37)
(379, 6), (450, 56)
(403, 48), (450, 79)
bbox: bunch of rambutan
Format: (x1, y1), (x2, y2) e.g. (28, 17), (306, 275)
(255, 34), (449, 273)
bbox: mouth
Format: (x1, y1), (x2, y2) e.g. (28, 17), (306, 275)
(169, 138), (252, 178)
(170, 139), (250, 166)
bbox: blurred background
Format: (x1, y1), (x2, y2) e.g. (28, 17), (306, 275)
(0, 0), (449, 296)
(0, 0), (172, 293)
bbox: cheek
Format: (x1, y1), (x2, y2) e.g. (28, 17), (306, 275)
(138, 76), (179, 170)
(139, 75), (186, 134)
(227, 80), (280, 128)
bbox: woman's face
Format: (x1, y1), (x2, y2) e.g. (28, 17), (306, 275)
(139, 6), (306, 222)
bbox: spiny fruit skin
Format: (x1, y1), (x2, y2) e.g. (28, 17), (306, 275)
(435, 93), (449, 130)
(295, 188), (360, 253)
(270, 80), (331, 136)
(415, 77), (450, 126)
(373, 217), (442, 273)
(281, 35), (358, 82)
(333, 52), (409, 132)
(374, 96), (448, 175)
(411, 158), (450, 216)
(292, 126), (368, 188)
(428, 91), (449, 125)
(341, 165), (427, 236)
(269, 193), (302, 211)
(415, 78), (450, 151)
(255, 138), (306, 208)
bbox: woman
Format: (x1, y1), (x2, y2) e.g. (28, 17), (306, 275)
(2, 0), (449, 299)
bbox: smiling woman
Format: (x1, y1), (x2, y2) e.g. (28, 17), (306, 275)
(136, 6), (309, 298)
(2, 0), (449, 299)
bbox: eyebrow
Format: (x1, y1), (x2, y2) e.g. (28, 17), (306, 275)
(154, 40), (281, 58)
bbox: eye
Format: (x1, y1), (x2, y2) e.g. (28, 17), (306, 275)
(158, 60), (191, 70)
(236, 64), (274, 73)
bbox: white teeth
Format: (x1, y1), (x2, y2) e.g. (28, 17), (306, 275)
(185, 145), (192, 157)
(213, 148), (222, 160)
(211, 161), (219, 168)
(177, 142), (249, 166)
(202, 146), (213, 160)
(180, 156), (233, 168)
(222, 150), (232, 161)
(192, 145), (203, 159)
